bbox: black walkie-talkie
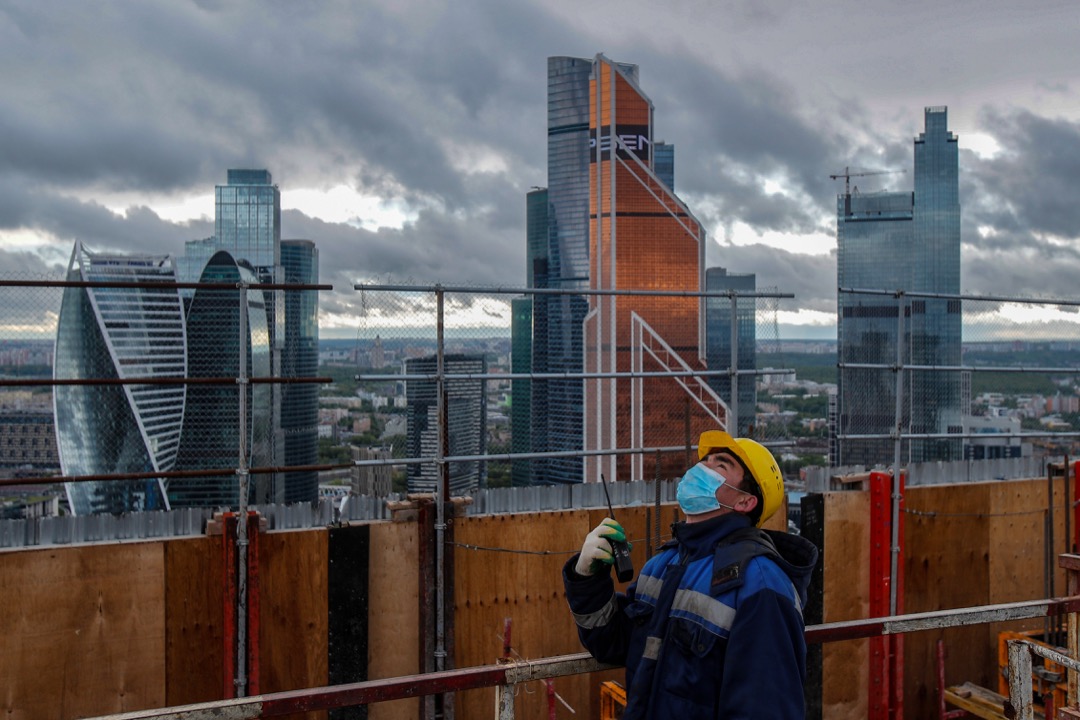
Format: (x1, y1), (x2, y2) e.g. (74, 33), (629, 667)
(600, 474), (635, 583)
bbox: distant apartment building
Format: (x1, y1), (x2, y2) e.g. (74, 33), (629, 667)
(836, 107), (962, 466)
(0, 410), (60, 473)
(352, 445), (393, 497)
(706, 267), (757, 436)
(404, 354), (487, 494)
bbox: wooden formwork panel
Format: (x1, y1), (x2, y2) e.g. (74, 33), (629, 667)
(367, 520), (420, 720)
(819, 490), (870, 720)
(452, 505), (681, 720)
(164, 536), (224, 707)
(903, 482), (993, 717)
(258, 529), (329, 720)
(0, 542), (166, 720)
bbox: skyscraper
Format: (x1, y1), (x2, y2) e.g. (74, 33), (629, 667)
(173, 170), (319, 505)
(706, 267), (757, 437)
(404, 354), (487, 494)
(172, 251), (274, 508)
(280, 239), (320, 502)
(54, 243), (185, 514)
(531, 57), (595, 485)
(583, 54), (730, 482)
(836, 106), (961, 465)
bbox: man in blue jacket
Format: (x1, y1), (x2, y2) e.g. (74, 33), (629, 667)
(563, 431), (819, 719)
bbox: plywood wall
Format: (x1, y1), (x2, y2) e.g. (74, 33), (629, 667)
(0, 542), (166, 720)
(0, 473), (1073, 720)
(819, 490), (871, 720)
(367, 520), (420, 720)
(164, 536), (224, 706)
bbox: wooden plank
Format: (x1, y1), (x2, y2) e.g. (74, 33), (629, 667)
(905, 482), (993, 719)
(944, 682), (1011, 719)
(0, 543), (166, 719)
(258, 529), (329, 720)
(367, 520), (419, 720)
(821, 490), (870, 720)
(165, 536), (224, 707)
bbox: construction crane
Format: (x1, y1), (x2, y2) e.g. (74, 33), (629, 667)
(829, 166), (905, 197)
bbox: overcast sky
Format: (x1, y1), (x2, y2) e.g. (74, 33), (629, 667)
(2, 0), (1079, 338)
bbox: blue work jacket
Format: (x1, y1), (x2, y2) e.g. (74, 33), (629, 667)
(563, 513), (818, 719)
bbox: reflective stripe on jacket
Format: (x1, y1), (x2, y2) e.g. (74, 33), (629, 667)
(563, 513), (818, 720)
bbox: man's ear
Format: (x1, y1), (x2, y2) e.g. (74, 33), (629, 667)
(737, 494), (758, 514)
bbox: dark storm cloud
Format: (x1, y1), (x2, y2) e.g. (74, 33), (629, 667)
(3, 0), (1080, 335)
(711, 243), (837, 316)
(960, 109), (1080, 299)
(0, 175), (211, 258)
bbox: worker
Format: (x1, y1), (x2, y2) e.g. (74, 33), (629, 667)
(563, 430), (819, 719)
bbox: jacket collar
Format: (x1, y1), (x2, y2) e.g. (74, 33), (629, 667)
(671, 512), (753, 562)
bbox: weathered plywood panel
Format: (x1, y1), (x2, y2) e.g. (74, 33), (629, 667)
(259, 529), (329, 720)
(904, 482), (992, 719)
(0, 542), (166, 720)
(821, 490), (870, 720)
(367, 520), (420, 720)
(165, 536), (224, 707)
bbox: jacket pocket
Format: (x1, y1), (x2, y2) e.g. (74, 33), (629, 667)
(670, 617), (718, 658)
(624, 599), (654, 626)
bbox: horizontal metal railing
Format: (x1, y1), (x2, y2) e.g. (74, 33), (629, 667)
(81, 594), (1080, 720)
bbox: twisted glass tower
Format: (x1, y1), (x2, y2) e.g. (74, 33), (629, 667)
(54, 243), (186, 514)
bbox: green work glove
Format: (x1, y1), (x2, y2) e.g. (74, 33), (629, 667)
(574, 518), (629, 576)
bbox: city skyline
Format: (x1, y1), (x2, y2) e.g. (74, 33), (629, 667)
(1, 3), (1079, 341)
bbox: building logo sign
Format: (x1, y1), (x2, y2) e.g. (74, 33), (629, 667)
(590, 124), (651, 163)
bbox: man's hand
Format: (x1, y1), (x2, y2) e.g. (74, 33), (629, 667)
(574, 518), (628, 576)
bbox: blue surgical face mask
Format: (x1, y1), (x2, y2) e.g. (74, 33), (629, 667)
(677, 462), (729, 515)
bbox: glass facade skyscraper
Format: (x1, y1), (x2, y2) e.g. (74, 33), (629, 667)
(533, 57), (595, 485)
(583, 54), (728, 483)
(706, 268), (757, 437)
(280, 240), (320, 502)
(177, 169), (318, 505)
(172, 251), (274, 507)
(528, 55), (726, 483)
(54, 243), (185, 514)
(836, 107), (961, 465)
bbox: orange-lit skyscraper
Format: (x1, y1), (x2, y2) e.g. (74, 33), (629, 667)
(584, 54), (729, 482)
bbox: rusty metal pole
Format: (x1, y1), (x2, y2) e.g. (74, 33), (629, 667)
(434, 285), (452, 719)
(890, 291), (905, 617)
(729, 290), (739, 434)
(235, 280), (250, 698)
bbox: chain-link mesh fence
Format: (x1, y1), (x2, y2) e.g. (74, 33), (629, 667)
(10, 273), (1080, 519)
(347, 283), (795, 495)
(837, 288), (1080, 469)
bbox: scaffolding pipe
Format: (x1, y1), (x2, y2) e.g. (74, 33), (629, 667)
(434, 286), (450, 719)
(890, 293), (905, 617)
(235, 281), (250, 698)
(729, 291), (739, 433)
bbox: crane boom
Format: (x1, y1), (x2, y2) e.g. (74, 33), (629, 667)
(828, 166), (905, 197)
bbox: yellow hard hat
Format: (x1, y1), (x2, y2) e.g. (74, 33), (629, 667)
(697, 430), (784, 527)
